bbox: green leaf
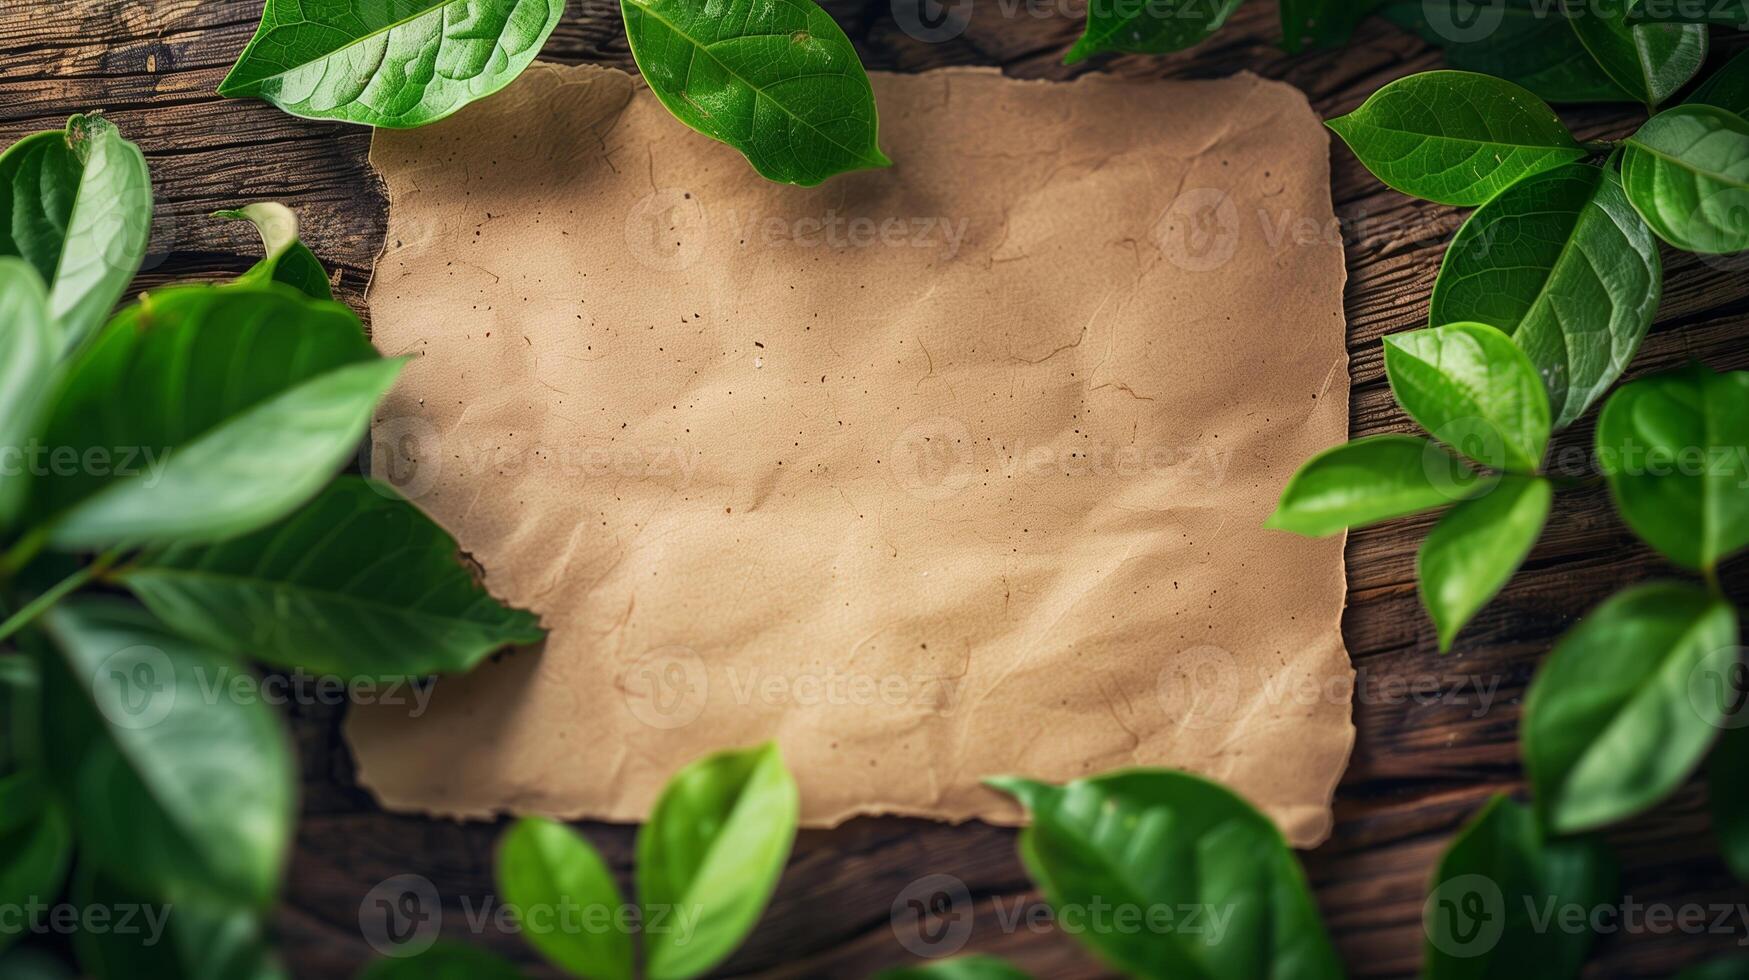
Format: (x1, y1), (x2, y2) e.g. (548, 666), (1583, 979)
(119, 477), (543, 679)
(0, 115), (152, 352)
(1281, 0), (1384, 53)
(1383, 322), (1553, 473)
(621, 0), (888, 186)
(1567, 0), (1707, 107)
(38, 600), (295, 905)
(1595, 362), (1749, 570)
(985, 770), (1341, 980)
(1621, 104), (1749, 253)
(25, 284), (404, 551)
(1266, 434), (1483, 537)
(1065, 0), (1244, 64)
(215, 203), (331, 301)
(356, 941), (526, 979)
(70, 863), (287, 980)
(0, 258), (58, 529)
(873, 956), (1033, 980)
(1417, 474), (1552, 651)
(1379, 1), (1635, 104)
(1430, 163), (1661, 429)
(1522, 582), (1740, 833)
(495, 817), (633, 980)
(637, 743), (798, 980)
(1422, 795), (1617, 977)
(218, 0), (564, 128)
(1326, 70), (1587, 206)
(1687, 49), (1749, 118)
(1709, 725), (1749, 885)
(0, 802), (71, 954)
(0, 655), (42, 784)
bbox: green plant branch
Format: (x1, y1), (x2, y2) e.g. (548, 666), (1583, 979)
(0, 550), (118, 645)
(0, 527), (48, 581)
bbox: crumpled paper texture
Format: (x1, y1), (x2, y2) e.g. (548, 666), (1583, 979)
(348, 63), (1354, 846)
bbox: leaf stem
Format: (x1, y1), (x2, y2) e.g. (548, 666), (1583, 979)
(0, 528), (48, 580)
(0, 550), (118, 646)
(1704, 564), (1723, 596)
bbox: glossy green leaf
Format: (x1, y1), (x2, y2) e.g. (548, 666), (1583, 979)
(986, 770), (1341, 980)
(38, 600), (295, 905)
(1430, 163), (1661, 429)
(1567, 0), (1707, 107)
(356, 941), (526, 979)
(1709, 725), (1749, 885)
(1065, 0), (1244, 63)
(70, 863), (287, 980)
(0, 802), (70, 955)
(1423, 795), (1617, 978)
(1379, 1), (1635, 104)
(26, 284), (404, 551)
(1281, 0), (1384, 53)
(638, 743), (798, 980)
(621, 0), (888, 186)
(216, 203), (331, 300)
(1384, 322), (1552, 473)
(873, 956), (1033, 980)
(1621, 104), (1749, 253)
(120, 477), (543, 679)
(496, 817), (633, 980)
(1686, 49), (1749, 118)
(0, 259), (57, 529)
(1522, 582), (1740, 833)
(1327, 71), (1586, 206)
(0, 115), (152, 352)
(1266, 434), (1482, 537)
(218, 0), (564, 128)
(1417, 474), (1551, 651)
(1596, 362), (1749, 570)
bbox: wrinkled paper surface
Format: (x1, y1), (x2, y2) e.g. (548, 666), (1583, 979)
(349, 63), (1353, 845)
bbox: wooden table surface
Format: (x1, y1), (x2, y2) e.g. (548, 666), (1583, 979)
(6, 2), (1749, 977)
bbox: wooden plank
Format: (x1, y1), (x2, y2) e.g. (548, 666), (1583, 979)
(5, 1), (1747, 976)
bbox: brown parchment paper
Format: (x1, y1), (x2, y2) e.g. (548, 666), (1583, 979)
(348, 63), (1354, 846)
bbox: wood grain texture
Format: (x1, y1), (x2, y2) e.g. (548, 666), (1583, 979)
(5, 1), (1748, 977)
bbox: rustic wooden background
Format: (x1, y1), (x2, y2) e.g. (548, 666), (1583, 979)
(5, 1), (1749, 976)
